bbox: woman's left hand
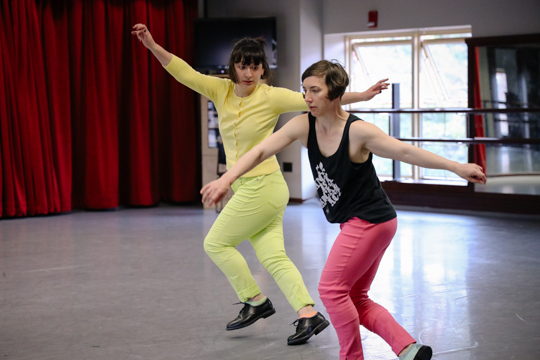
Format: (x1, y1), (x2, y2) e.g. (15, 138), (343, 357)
(363, 78), (390, 100)
(456, 163), (487, 184)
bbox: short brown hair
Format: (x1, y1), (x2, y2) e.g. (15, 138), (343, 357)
(227, 37), (273, 84)
(301, 60), (349, 101)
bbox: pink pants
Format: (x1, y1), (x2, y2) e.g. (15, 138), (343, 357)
(318, 217), (415, 360)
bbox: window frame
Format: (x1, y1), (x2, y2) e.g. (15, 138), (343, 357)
(345, 27), (472, 181)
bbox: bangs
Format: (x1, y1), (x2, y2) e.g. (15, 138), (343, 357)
(232, 51), (265, 66)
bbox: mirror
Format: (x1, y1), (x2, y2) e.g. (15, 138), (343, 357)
(467, 34), (540, 195)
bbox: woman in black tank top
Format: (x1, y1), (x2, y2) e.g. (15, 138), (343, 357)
(201, 60), (486, 360)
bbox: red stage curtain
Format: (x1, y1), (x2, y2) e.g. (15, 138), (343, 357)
(0, 0), (199, 218)
(474, 47), (487, 172)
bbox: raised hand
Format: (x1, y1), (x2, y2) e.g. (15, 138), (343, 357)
(364, 78), (390, 100)
(131, 23), (155, 49)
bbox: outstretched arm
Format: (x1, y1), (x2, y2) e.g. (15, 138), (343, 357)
(131, 24), (172, 66)
(132, 23), (225, 102)
(341, 79), (389, 105)
(355, 121), (487, 184)
(201, 115), (309, 206)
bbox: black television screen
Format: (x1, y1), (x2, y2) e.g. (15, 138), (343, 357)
(194, 17), (277, 72)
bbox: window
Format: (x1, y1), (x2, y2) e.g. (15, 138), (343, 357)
(346, 28), (471, 182)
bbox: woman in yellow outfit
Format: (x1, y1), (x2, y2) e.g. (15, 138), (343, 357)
(132, 23), (388, 345)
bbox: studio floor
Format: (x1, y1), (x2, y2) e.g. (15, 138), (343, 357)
(1, 200), (539, 360)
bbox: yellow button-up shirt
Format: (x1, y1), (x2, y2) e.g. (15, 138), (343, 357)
(164, 55), (308, 177)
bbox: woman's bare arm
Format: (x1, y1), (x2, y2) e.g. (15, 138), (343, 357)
(341, 79), (389, 105)
(353, 121), (487, 184)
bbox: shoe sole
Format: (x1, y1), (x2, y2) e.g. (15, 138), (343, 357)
(414, 346), (433, 360)
(226, 308), (276, 331)
(287, 319), (330, 345)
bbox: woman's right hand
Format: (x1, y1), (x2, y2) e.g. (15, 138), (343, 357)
(200, 177), (232, 207)
(131, 24), (155, 49)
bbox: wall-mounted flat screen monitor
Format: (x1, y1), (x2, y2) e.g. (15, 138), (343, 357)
(194, 17), (277, 73)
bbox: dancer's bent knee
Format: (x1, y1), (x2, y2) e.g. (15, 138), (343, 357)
(203, 233), (230, 261)
(319, 282), (349, 303)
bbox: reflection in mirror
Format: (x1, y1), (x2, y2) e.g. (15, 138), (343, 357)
(476, 44), (540, 138)
(475, 142), (540, 195)
(469, 35), (540, 196)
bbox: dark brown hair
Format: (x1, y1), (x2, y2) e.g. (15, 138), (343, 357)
(301, 60), (349, 101)
(227, 37), (273, 84)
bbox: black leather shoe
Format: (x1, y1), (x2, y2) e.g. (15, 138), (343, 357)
(287, 312), (329, 345)
(226, 298), (276, 331)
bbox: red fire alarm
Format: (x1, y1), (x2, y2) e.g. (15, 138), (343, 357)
(368, 11), (378, 28)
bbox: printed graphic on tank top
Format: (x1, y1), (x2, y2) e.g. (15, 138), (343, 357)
(307, 112), (396, 224)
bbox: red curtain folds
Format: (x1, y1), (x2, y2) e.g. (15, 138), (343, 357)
(0, 0), (199, 218)
(474, 47), (487, 172)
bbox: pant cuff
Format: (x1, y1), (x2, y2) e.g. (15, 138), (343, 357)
(237, 283), (262, 302)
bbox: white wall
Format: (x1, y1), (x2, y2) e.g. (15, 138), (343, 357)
(322, 0), (540, 37)
(298, 0), (322, 200)
(300, 0), (323, 71)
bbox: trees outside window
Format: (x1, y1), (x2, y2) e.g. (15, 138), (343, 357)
(347, 28), (471, 182)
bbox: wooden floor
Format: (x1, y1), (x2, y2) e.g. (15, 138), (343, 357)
(1, 200), (539, 360)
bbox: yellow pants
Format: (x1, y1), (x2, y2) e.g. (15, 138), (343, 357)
(203, 171), (315, 312)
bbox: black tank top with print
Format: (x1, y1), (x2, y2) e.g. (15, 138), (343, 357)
(307, 112), (396, 224)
